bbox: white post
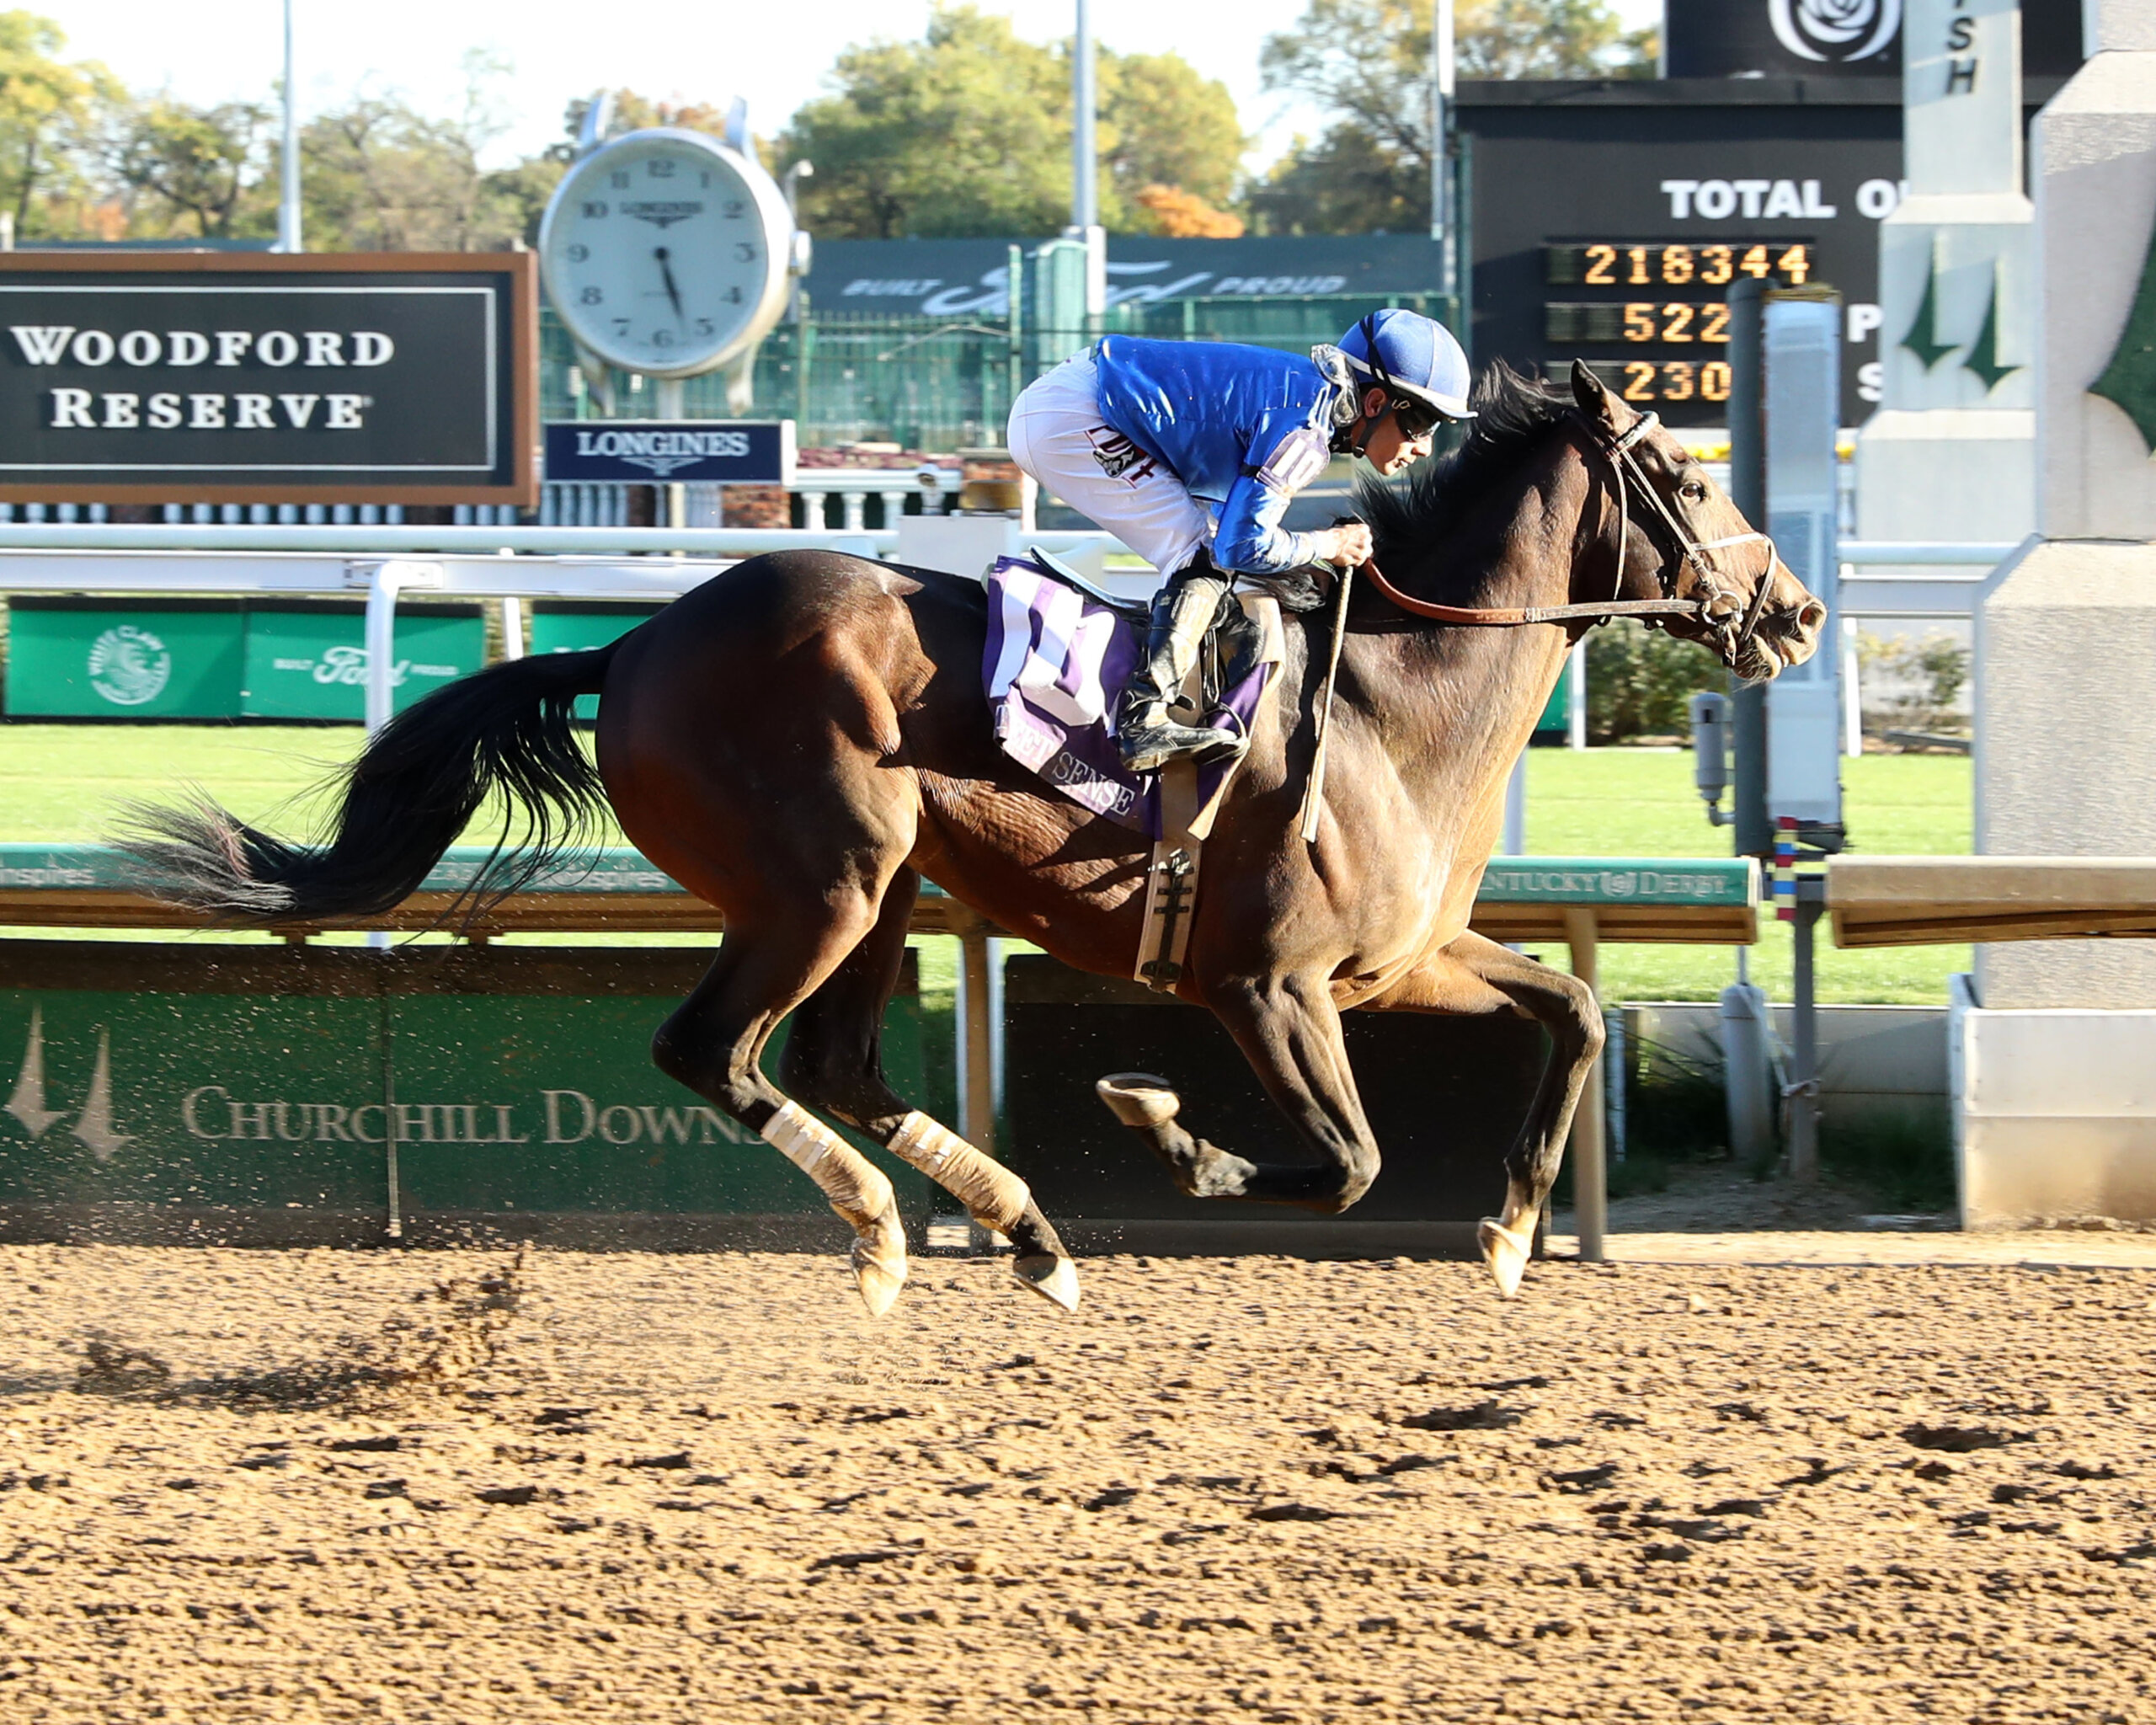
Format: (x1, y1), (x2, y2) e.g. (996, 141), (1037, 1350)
(1502, 753), (1527, 854)
(1566, 638), (1587, 750)
(499, 595), (526, 661)
(1072, 0), (1097, 232)
(278, 0), (302, 254)
(1430, 0), (1455, 295)
(1840, 613), (1864, 757)
(1072, 0), (1106, 319)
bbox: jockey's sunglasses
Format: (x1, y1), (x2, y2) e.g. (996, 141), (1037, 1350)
(1388, 398), (1444, 441)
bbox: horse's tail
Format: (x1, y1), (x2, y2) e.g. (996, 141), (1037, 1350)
(119, 642), (622, 924)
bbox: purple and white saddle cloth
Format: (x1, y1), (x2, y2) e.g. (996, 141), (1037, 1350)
(983, 555), (1282, 837)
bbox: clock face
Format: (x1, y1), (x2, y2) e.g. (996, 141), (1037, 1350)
(539, 129), (792, 379)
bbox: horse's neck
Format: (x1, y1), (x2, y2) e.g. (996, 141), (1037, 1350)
(1342, 455), (1588, 810)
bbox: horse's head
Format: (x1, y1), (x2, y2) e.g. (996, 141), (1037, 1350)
(1569, 361), (1825, 683)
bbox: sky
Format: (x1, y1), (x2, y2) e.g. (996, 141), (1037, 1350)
(42, 0), (1664, 174)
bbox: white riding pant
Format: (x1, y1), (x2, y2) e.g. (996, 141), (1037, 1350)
(1006, 353), (1212, 575)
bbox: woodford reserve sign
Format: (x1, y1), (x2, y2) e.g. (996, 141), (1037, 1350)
(0, 253), (537, 505)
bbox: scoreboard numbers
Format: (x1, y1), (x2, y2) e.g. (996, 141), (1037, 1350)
(1549, 242), (1813, 287)
(1542, 239), (1811, 416)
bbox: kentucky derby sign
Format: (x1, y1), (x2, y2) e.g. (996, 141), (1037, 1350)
(542, 419), (794, 485)
(0, 253), (537, 505)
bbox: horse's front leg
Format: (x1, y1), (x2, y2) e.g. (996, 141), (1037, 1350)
(1360, 930), (1604, 1297)
(1096, 969), (1381, 1213)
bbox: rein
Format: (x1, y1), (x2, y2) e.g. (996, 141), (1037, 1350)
(1357, 411), (1780, 649)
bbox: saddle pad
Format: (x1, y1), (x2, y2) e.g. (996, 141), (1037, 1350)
(982, 556), (1278, 837)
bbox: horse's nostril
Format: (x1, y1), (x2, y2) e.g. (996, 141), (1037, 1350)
(1797, 600), (1827, 633)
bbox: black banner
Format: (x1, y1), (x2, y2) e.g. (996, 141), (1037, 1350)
(543, 420), (793, 484)
(0, 254), (535, 504)
(1666, 0), (2084, 78)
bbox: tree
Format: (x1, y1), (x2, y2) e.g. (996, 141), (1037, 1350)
(1254, 0), (1655, 234)
(105, 97), (275, 238)
(302, 57), (547, 252)
(776, 4), (1244, 239)
(0, 12), (124, 237)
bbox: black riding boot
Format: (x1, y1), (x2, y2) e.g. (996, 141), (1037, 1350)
(1114, 563), (1246, 774)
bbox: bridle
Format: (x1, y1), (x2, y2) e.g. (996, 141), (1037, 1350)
(1358, 409), (1783, 662)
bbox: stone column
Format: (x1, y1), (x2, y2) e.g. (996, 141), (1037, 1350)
(1976, 0), (2156, 1007)
(1855, 0), (2037, 547)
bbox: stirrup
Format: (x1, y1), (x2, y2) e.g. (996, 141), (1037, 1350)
(1118, 715), (1248, 775)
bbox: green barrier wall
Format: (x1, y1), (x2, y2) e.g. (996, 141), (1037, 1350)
(529, 603), (664, 720)
(0, 943), (929, 1247)
(1534, 660), (1570, 734)
(241, 603), (486, 721)
(4, 598), (248, 718)
(4, 600), (488, 723)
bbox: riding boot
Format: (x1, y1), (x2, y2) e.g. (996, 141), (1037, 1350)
(1114, 563), (1246, 774)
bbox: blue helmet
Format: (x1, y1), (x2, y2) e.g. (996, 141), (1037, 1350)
(1336, 309), (1474, 420)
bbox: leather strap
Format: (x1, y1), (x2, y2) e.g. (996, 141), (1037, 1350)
(1358, 556), (1705, 627)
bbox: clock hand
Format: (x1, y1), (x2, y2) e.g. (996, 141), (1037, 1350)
(654, 246), (685, 323)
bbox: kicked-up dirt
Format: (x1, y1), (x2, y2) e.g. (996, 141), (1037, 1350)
(0, 1241), (2152, 1723)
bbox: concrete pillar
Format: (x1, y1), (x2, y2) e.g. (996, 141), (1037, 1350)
(1976, 8), (2156, 1010)
(1855, 0), (2037, 551)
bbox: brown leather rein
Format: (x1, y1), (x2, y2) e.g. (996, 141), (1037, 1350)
(1354, 410), (1779, 644)
(1357, 561), (1702, 628)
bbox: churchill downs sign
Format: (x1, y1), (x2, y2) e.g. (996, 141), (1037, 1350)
(0, 252), (537, 505)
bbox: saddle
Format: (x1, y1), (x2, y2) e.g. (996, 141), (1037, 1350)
(983, 549), (1289, 990)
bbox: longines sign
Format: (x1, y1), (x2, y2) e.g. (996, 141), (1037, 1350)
(0, 253), (537, 505)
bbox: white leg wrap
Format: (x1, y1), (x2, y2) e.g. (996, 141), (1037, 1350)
(760, 1101), (908, 1316)
(887, 1111), (1031, 1232)
(761, 1100), (895, 1223)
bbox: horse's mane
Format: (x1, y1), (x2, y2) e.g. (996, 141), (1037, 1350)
(1356, 360), (1574, 566)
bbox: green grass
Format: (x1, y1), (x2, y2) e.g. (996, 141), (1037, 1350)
(1518, 747), (1972, 1005)
(0, 725), (1975, 1004)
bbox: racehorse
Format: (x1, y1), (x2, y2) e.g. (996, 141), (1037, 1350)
(122, 363), (1823, 1316)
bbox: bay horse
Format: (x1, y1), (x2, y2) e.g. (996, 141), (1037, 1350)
(123, 362), (1823, 1316)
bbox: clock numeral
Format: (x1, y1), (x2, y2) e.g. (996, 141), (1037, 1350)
(700, 171), (711, 189)
(610, 170), (629, 189)
(612, 318), (630, 335)
(579, 286), (604, 306)
(647, 158), (676, 179)
(695, 318), (716, 336)
(653, 328), (676, 349)
(580, 200), (608, 220)
(566, 243), (589, 263)
(723, 286), (743, 305)
(722, 199), (745, 219)
(734, 242), (759, 263)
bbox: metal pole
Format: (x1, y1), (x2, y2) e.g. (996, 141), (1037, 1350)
(1726, 277), (1771, 859)
(278, 0), (302, 254)
(1566, 638), (1587, 750)
(1501, 754), (1526, 854)
(1788, 881), (1823, 1180)
(1073, 1), (1097, 231)
(1430, 0), (1455, 296)
(1564, 908), (1606, 1263)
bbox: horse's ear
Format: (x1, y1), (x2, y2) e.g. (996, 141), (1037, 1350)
(1570, 359), (1620, 429)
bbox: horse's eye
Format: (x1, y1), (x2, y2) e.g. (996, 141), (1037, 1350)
(1680, 481), (1707, 502)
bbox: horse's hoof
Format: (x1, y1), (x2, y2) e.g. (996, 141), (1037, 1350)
(850, 1208), (909, 1318)
(1097, 1072), (1179, 1129)
(1011, 1252), (1081, 1312)
(1477, 1216), (1534, 1300)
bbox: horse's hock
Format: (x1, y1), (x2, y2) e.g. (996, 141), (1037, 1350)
(1969, 18), (2156, 1223)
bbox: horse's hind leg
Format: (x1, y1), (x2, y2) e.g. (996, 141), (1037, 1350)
(650, 896), (914, 1317)
(781, 866), (1081, 1312)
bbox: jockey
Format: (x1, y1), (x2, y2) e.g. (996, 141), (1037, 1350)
(1007, 307), (1473, 772)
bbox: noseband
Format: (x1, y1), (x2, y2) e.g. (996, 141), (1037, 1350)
(1358, 409), (1781, 660)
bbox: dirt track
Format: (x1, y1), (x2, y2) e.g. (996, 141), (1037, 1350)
(3, 1242), (2153, 1723)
